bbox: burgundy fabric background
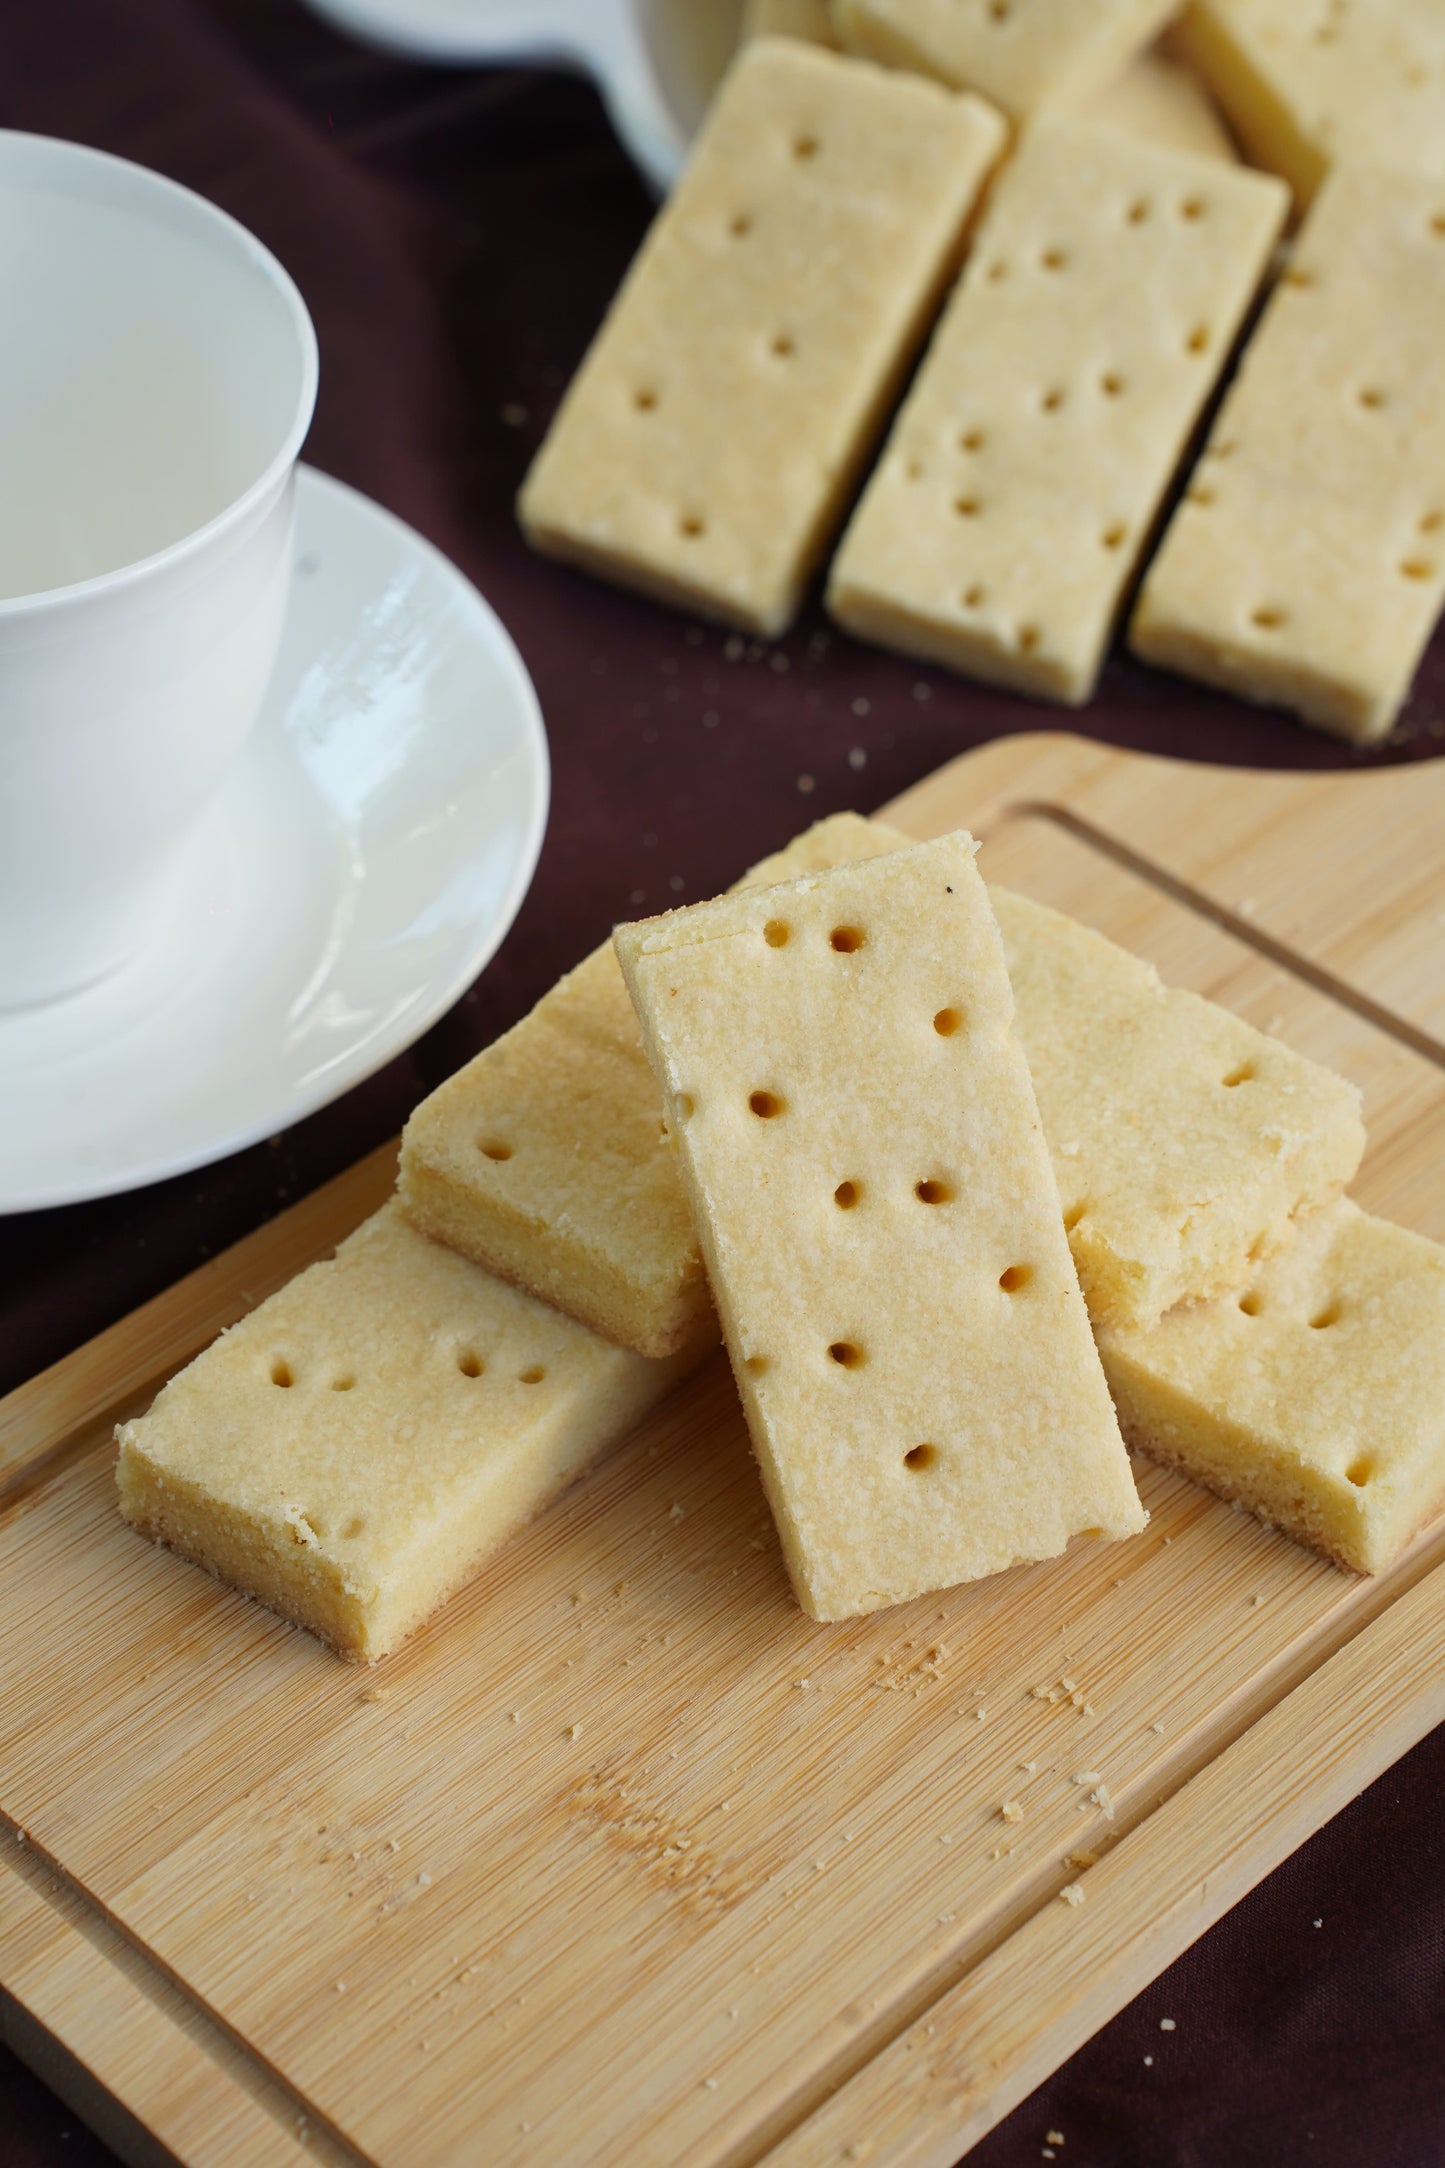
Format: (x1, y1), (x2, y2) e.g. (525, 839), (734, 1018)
(1, 4), (1442, 2159)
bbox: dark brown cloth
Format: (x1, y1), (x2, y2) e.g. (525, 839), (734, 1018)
(0, 5), (1441, 2160)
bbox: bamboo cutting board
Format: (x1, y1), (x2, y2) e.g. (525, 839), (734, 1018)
(3, 733), (1444, 2168)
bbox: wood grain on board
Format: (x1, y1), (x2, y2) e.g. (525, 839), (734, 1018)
(2, 734), (1442, 2168)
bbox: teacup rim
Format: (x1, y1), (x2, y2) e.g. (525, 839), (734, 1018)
(0, 128), (320, 621)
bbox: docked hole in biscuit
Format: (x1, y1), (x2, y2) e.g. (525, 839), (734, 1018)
(998, 1264), (1032, 1293)
(904, 1444), (937, 1472)
(270, 1357), (294, 1388)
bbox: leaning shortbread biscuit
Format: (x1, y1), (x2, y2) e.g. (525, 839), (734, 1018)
(402, 813), (1364, 1354)
(518, 39), (1004, 637)
(1084, 47), (1238, 164)
(1174, 0), (1445, 209)
(1099, 1201), (1445, 1576)
(615, 835), (1146, 1620)
(994, 888), (1365, 1331)
(399, 814), (902, 1358)
(1130, 163), (1445, 745)
(116, 1203), (704, 1661)
(830, 0), (1181, 119)
(827, 122), (1287, 704)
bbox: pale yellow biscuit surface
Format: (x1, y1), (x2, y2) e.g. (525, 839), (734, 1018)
(1084, 46), (1237, 163)
(518, 39), (1004, 637)
(995, 888), (1365, 1330)
(830, 0), (1180, 118)
(616, 834), (1145, 1621)
(402, 814), (1364, 1354)
(117, 1203), (700, 1661)
(1175, 0), (1445, 208)
(1131, 163), (1445, 745)
(827, 120), (1287, 704)
(1100, 1200), (1445, 1576)
(398, 814), (902, 1357)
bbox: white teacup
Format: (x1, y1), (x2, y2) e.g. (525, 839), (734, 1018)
(303, 0), (745, 195)
(0, 132), (318, 1009)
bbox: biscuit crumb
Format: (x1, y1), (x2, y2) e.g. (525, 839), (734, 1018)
(1060, 1882), (1085, 1907)
(1160, 2017), (1176, 2031)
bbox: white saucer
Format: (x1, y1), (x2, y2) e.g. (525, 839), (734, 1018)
(1, 465), (548, 1214)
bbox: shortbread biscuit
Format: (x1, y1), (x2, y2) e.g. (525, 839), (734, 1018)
(1130, 163), (1445, 744)
(827, 121), (1287, 704)
(403, 812), (1363, 1353)
(615, 835), (1145, 1620)
(398, 815), (903, 1358)
(1100, 1200), (1445, 1575)
(830, 0), (1181, 119)
(116, 1203), (703, 1661)
(994, 887), (1365, 1330)
(1174, 0), (1445, 208)
(1085, 47), (1237, 164)
(518, 39), (1004, 636)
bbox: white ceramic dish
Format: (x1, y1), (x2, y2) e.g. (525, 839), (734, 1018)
(0, 129), (318, 1008)
(0, 464), (548, 1214)
(301, 0), (743, 194)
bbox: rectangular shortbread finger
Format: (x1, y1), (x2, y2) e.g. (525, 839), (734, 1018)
(830, 0), (1182, 120)
(1130, 163), (1445, 745)
(826, 121), (1287, 704)
(615, 835), (1146, 1620)
(401, 811), (1364, 1355)
(1174, 0), (1445, 209)
(398, 814), (903, 1359)
(517, 39), (1004, 637)
(993, 886), (1365, 1331)
(1099, 1200), (1445, 1576)
(1084, 47), (1238, 165)
(116, 1202), (703, 1662)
